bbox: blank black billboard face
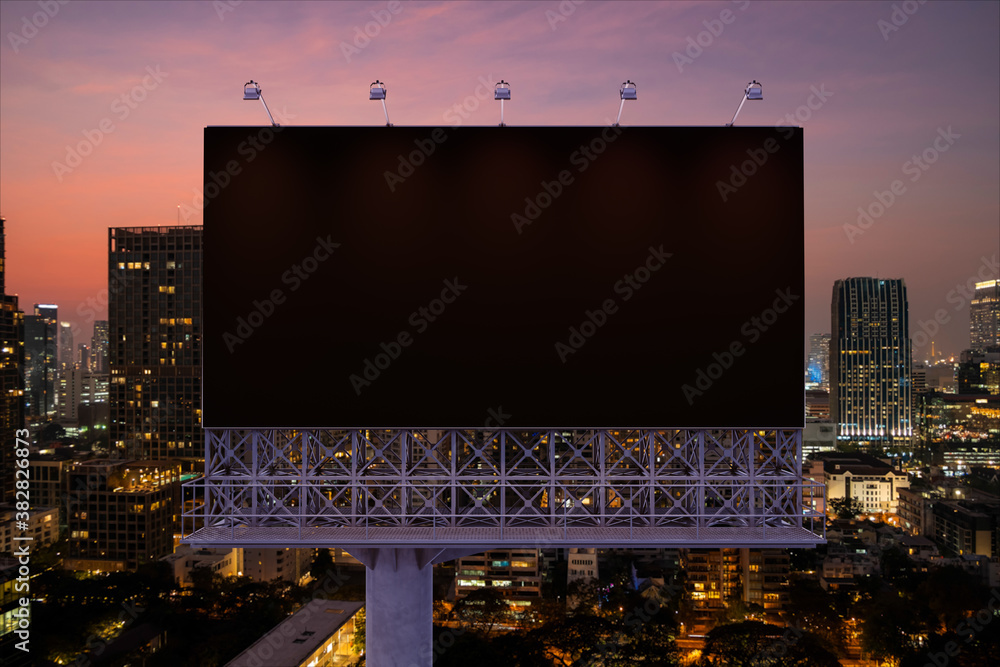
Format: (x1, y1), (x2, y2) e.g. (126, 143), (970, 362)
(204, 126), (803, 428)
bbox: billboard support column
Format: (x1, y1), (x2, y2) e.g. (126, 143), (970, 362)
(357, 547), (434, 667)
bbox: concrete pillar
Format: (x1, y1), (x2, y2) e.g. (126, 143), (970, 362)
(363, 548), (434, 667)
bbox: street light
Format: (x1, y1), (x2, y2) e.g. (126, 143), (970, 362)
(615, 80), (636, 127)
(243, 80), (278, 127)
(370, 80), (391, 126)
(727, 80), (763, 126)
(495, 80), (510, 127)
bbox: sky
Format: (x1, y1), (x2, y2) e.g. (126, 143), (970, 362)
(1, 0), (997, 363)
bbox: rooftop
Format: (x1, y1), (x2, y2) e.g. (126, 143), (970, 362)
(225, 599), (364, 667)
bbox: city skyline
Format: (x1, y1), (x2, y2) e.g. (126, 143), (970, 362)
(1, 0), (998, 359)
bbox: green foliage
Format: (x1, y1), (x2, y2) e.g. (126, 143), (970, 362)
(829, 496), (865, 519)
(702, 620), (840, 667)
(351, 606), (366, 654)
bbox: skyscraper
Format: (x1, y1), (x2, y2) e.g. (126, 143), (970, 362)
(109, 226), (202, 461)
(0, 218), (25, 504)
(92, 319), (109, 373)
(970, 279), (999, 351)
(25, 304), (57, 417)
(831, 278), (912, 446)
(59, 321), (74, 369)
(807, 332), (831, 391)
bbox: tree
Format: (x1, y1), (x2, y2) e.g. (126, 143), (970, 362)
(351, 606), (366, 655)
(310, 547), (335, 581)
(702, 621), (840, 667)
(859, 590), (925, 663)
(829, 496), (865, 519)
(453, 588), (511, 638)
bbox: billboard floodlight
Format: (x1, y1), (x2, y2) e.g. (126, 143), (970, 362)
(495, 80), (510, 127)
(370, 80), (391, 126)
(728, 80), (763, 126)
(615, 80), (637, 127)
(243, 80), (278, 127)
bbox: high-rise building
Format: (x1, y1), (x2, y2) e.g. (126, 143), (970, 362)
(92, 319), (109, 373)
(25, 304), (57, 417)
(77, 342), (90, 371)
(58, 367), (109, 424)
(0, 218), (25, 504)
(831, 278), (913, 446)
(64, 459), (181, 571)
(59, 321), (74, 369)
(109, 226), (202, 461)
(970, 279), (999, 351)
(807, 332), (831, 391)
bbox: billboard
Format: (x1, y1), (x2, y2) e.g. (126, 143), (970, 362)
(204, 126), (803, 428)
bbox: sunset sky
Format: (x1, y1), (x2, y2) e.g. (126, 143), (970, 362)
(1, 0), (997, 361)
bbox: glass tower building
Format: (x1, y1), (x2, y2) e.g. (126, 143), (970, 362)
(831, 278), (912, 446)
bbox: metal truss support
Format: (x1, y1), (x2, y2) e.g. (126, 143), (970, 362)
(182, 428), (825, 548)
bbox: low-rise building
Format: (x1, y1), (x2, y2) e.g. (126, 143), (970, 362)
(933, 499), (1000, 558)
(455, 549), (542, 616)
(808, 452), (910, 515)
(162, 545), (242, 587)
(226, 599), (363, 667)
(243, 547), (313, 585)
(0, 506), (58, 555)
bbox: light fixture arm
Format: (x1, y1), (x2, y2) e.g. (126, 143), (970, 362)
(381, 98), (391, 127)
(727, 93), (748, 127)
(258, 93), (278, 127)
(615, 98), (626, 127)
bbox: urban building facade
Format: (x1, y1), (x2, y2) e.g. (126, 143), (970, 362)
(162, 545), (242, 587)
(92, 319), (109, 373)
(225, 599), (363, 667)
(0, 219), (24, 504)
(109, 226), (202, 461)
(809, 452), (910, 515)
(455, 549), (543, 612)
(242, 547), (312, 584)
(24, 304), (57, 417)
(65, 459), (181, 571)
(0, 506), (57, 555)
(831, 278), (913, 446)
(970, 279), (999, 351)
(807, 332), (831, 391)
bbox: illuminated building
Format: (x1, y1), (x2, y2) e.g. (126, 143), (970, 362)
(92, 319), (109, 373)
(242, 548), (313, 585)
(933, 499), (1000, 558)
(109, 226), (203, 461)
(0, 506), (58, 554)
(958, 349), (1000, 395)
(24, 304), (57, 417)
(831, 278), (913, 446)
(162, 545), (242, 587)
(807, 332), (831, 390)
(64, 459), (181, 571)
(59, 320), (73, 369)
(226, 599), (364, 667)
(970, 279), (1000, 351)
(808, 452), (910, 515)
(455, 549), (542, 613)
(921, 392), (1000, 443)
(0, 218), (25, 504)
(57, 367), (108, 424)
